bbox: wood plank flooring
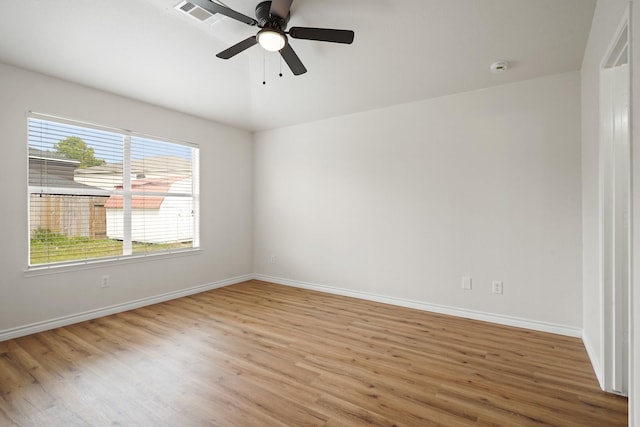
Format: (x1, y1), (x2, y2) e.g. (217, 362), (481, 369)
(0, 280), (628, 426)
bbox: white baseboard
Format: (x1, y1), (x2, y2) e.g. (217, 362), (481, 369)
(253, 274), (583, 338)
(0, 273), (583, 342)
(0, 274), (253, 342)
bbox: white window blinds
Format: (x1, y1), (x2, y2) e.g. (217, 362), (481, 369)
(28, 115), (199, 268)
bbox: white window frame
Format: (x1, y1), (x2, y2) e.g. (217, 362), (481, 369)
(26, 112), (200, 272)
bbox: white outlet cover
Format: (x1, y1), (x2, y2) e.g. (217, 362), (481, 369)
(492, 280), (503, 294)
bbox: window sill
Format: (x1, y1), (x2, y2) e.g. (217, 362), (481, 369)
(23, 248), (202, 277)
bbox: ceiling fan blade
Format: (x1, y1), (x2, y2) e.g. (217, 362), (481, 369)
(279, 43), (307, 75)
(289, 27), (354, 44)
(270, 0), (293, 20)
(216, 36), (258, 59)
(189, 0), (257, 26)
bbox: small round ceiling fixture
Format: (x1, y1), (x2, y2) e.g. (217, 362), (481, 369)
(490, 61), (509, 73)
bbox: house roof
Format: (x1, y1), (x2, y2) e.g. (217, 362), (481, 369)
(75, 155), (192, 177)
(104, 177), (188, 209)
(28, 147), (80, 164)
(0, 0), (596, 131)
(28, 150), (107, 193)
(28, 170), (106, 192)
(105, 195), (165, 209)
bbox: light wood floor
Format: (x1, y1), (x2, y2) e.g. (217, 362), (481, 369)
(0, 280), (627, 426)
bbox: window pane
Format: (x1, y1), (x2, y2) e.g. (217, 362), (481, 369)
(29, 118), (124, 192)
(29, 195), (122, 265)
(130, 136), (193, 194)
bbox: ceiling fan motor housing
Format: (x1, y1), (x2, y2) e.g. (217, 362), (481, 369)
(256, 1), (289, 29)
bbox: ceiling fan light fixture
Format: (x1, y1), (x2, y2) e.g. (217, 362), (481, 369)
(257, 28), (286, 51)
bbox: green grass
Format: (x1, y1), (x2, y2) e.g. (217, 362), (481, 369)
(30, 229), (191, 265)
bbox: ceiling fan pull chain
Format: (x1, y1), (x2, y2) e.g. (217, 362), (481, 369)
(262, 50), (266, 85)
(279, 56), (283, 77)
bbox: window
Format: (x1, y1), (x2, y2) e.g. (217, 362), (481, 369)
(28, 114), (199, 268)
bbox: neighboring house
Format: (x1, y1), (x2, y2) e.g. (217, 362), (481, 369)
(76, 155), (194, 244)
(104, 177), (194, 244)
(74, 155), (192, 190)
(28, 147), (109, 238)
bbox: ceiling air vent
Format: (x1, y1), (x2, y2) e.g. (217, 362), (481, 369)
(179, 2), (196, 13)
(175, 1), (223, 25)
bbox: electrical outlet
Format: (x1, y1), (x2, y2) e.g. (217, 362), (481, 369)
(101, 275), (110, 288)
(270, 254), (277, 264)
(461, 276), (472, 290)
(492, 280), (503, 294)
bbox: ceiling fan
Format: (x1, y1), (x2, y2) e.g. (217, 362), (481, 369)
(190, 0), (355, 75)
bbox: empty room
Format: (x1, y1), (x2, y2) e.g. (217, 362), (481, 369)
(0, 0), (638, 425)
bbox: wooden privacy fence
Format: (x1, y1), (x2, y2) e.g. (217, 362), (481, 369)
(30, 194), (109, 238)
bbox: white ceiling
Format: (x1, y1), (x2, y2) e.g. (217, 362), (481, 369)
(0, 0), (596, 131)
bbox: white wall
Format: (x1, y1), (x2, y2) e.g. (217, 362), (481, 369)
(0, 62), (253, 337)
(254, 72), (582, 332)
(580, 0), (630, 390)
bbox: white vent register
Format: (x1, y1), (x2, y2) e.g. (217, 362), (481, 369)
(175, 1), (224, 25)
